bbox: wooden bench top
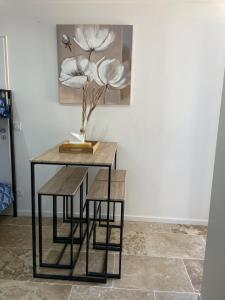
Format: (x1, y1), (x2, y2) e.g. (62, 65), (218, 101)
(31, 142), (117, 166)
(87, 180), (125, 201)
(95, 169), (126, 182)
(38, 167), (88, 196)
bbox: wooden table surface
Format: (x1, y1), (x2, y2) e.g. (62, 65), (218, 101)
(31, 142), (117, 166)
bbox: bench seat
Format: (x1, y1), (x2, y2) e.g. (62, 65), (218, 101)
(95, 169), (126, 182)
(87, 171), (126, 201)
(38, 166), (88, 196)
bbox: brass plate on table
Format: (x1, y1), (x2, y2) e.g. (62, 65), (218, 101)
(59, 140), (100, 154)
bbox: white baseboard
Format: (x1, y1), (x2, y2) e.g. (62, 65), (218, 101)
(17, 209), (208, 226)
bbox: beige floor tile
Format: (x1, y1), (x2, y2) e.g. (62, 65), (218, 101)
(0, 225), (33, 249)
(0, 247), (16, 270)
(0, 248), (32, 281)
(144, 233), (206, 259)
(183, 259), (204, 292)
(70, 286), (155, 300)
(123, 222), (207, 236)
(0, 247), (50, 281)
(0, 224), (54, 250)
(113, 255), (193, 292)
(0, 279), (72, 299)
(155, 292), (199, 300)
(111, 228), (206, 259)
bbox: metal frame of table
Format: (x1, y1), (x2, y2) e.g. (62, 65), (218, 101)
(30, 142), (117, 283)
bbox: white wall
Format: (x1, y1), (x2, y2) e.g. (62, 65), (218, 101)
(1, 0), (225, 224)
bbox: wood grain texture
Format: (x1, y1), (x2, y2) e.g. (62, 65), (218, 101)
(31, 142), (117, 166)
(95, 169), (126, 182)
(38, 166), (88, 196)
(87, 180), (125, 201)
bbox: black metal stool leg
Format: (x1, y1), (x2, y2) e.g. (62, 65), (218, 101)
(119, 201), (124, 278)
(86, 173), (88, 195)
(105, 199), (110, 276)
(53, 195), (57, 242)
(66, 196), (69, 220)
(63, 196), (66, 222)
(93, 201), (97, 246)
(80, 183), (83, 240)
(38, 194), (43, 267)
(99, 202), (102, 226)
(86, 200), (90, 276)
(70, 196), (74, 267)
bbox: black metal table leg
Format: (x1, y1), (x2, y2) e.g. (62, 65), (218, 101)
(104, 165), (111, 276)
(31, 162), (36, 277)
(38, 194), (43, 267)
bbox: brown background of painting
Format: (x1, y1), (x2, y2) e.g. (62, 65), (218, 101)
(57, 24), (132, 105)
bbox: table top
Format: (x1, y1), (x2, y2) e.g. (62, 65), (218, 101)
(31, 142), (117, 166)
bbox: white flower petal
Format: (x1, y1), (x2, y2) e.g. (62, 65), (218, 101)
(59, 73), (71, 82)
(85, 62), (95, 81)
(84, 26), (97, 49)
(97, 59), (112, 84)
(61, 58), (78, 76)
(110, 77), (126, 88)
(84, 26), (109, 50)
(98, 59), (124, 84)
(111, 68), (130, 88)
(74, 27), (90, 51)
(92, 57), (106, 86)
(76, 55), (89, 73)
(95, 31), (115, 52)
(61, 76), (87, 88)
(108, 64), (124, 84)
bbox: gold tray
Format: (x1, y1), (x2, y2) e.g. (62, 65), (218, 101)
(59, 140), (100, 154)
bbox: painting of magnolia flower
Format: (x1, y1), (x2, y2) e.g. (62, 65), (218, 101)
(57, 24), (133, 105)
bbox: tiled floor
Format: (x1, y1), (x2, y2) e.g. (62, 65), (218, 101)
(0, 216), (206, 300)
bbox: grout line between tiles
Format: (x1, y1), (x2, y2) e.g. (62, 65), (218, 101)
(67, 285), (73, 300)
(201, 236), (206, 244)
(154, 290), (199, 295)
(182, 259), (195, 293)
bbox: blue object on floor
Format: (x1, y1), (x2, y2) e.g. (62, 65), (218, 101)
(0, 98), (10, 118)
(0, 183), (14, 213)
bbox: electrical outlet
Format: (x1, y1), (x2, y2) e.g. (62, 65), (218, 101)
(14, 122), (22, 131)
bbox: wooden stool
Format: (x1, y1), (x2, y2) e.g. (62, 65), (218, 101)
(38, 166), (88, 269)
(86, 169), (126, 278)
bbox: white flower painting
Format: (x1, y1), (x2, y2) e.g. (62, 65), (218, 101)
(57, 24), (132, 105)
(57, 24), (132, 139)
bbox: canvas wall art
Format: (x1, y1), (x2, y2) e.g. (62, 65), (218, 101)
(57, 24), (133, 105)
